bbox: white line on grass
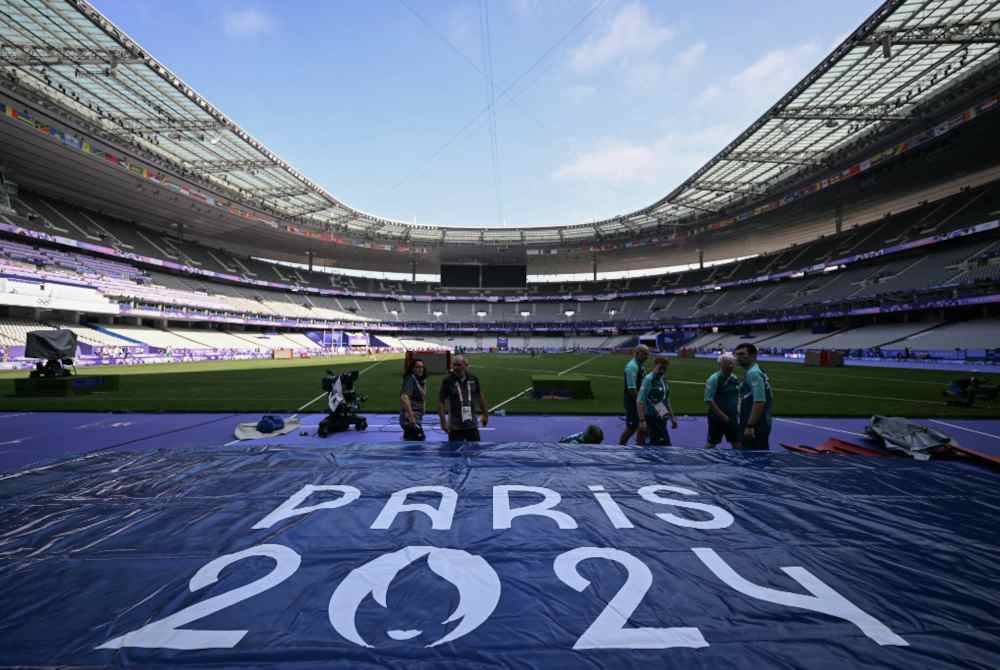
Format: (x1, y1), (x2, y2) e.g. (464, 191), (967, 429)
(227, 359), (388, 445)
(929, 419), (1000, 440)
(489, 354), (605, 413)
(289, 358), (385, 419)
(482, 365), (943, 406)
(563, 372), (943, 406)
(774, 417), (867, 438)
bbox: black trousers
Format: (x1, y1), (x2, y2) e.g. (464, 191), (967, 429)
(740, 426), (770, 450)
(448, 427), (481, 442)
(402, 422), (425, 441)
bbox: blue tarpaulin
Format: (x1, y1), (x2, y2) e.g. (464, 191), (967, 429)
(0, 442), (997, 668)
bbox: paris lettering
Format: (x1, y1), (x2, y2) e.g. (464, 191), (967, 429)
(96, 483), (909, 652)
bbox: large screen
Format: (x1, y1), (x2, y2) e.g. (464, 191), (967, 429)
(440, 265), (481, 287)
(440, 264), (527, 287)
(482, 265), (527, 288)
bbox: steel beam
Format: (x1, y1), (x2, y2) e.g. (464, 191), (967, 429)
(672, 198), (719, 214)
(185, 159), (275, 174)
(693, 180), (760, 194)
(0, 44), (142, 66)
(251, 186), (313, 199)
(776, 104), (913, 121)
(725, 151), (820, 166)
(286, 203), (333, 217)
(859, 18), (1000, 47)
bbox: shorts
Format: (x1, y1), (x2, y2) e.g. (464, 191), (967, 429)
(645, 415), (671, 446)
(624, 391), (640, 429)
(448, 427), (481, 442)
(740, 424), (770, 450)
(707, 415), (741, 446)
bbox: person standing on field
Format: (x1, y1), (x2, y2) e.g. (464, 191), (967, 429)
(400, 358), (427, 441)
(619, 345), (650, 445)
(735, 343), (774, 450)
(637, 355), (678, 446)
(438, 354), (488, 441)
(704, 352), (742, 449)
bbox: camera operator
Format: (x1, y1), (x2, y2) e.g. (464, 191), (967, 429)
(438, 354), (488, 441)
(400, 358), (427, 440)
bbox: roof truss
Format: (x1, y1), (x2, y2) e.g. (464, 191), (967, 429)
(0, 0), (998, 245)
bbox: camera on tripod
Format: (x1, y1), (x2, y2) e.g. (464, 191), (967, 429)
(318, 369), (368, 437)
(25, 330), (76, 379)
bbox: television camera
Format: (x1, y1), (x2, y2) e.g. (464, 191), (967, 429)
(318, 369), (368, 437)
(26, 330), (77, 379)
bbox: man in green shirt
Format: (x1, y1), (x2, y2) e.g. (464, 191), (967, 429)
(619, 345), (650, 445)
(735, 343), (774, 450)
(704, 352), (742, 449)
(637, 355), (678, 446)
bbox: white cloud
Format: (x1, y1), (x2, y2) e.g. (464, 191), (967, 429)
(562, 85), (596, 104)
(553, 141), (659, 185)
(570, 2), (674, 73)
(624, 62), (663, 93)
(695, 84), (723, 107)
(730, 42), (820, 106)
(552, 124), (737, 186)
(689, 41), (820, 118)
(223, 8), (273, 37)
(673, 41), (707, 73)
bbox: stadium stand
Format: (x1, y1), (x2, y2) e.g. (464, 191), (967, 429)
(884, 319), (1000, 353)
(101, 326), (218, 350)
(0, 0), (996, 372)
(803, 323), (945, 351)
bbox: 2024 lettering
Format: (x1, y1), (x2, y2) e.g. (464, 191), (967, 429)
(96, 484), (909, 652)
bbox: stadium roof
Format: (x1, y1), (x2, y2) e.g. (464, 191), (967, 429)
(1, 0), (1000, 246)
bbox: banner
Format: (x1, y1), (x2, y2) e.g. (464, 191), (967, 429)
(0, 444), (996, 668)
(347, 332), (369, 346)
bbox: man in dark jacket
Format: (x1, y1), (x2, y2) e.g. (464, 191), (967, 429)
(438, 354), (488, 441)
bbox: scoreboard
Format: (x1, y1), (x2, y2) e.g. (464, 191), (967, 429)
(440, 264), (527, 288)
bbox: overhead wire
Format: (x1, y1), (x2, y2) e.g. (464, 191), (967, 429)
(480, 0), (503, 226)
(385, 0), (610, 196)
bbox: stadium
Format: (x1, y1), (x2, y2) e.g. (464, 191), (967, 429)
(0, 0), (998, 667)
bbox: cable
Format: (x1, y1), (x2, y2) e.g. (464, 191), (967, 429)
(481, 0), (503, 226)
(386, 0), (610, 195)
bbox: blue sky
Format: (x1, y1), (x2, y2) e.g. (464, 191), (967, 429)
(91, 0), (879, 229)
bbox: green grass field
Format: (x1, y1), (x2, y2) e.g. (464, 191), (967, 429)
(0, 352), (996, 417)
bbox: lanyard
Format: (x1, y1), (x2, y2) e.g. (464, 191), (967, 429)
(455, 377), (472, 406)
